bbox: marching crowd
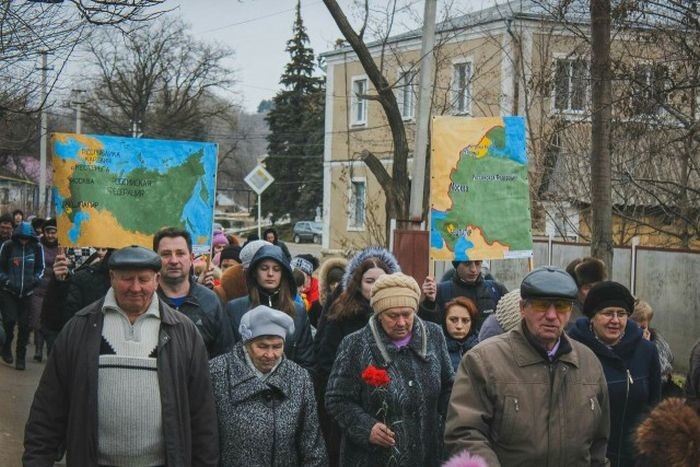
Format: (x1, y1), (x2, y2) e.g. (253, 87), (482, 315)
(0, 212), (698, 466)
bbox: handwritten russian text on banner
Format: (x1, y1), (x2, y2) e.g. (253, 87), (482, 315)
(52, 133), (217, 255)
(430, 116), (533, 261)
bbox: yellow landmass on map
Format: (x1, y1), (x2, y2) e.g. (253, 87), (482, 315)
(51, 133), (105, 197)
(431, 116), (504, 212)
(430, 224), (510, 261)
(57, 207), (152, 249)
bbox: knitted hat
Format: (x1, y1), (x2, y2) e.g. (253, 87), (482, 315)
(220, 245), (241, 263)
(239, 305), (295, 342)
(42, 217), (57, 232)
(370, 272), (421, 315)
(212, 230), (229, 247)
(583, 281), (635, 318)
(291, 257), (313, 276)
(566, 257), (607, 288)
(239, 239), (272, 268)
(495, 289), (522, 332)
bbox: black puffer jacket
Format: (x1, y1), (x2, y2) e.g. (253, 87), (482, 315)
(61, 260), (111, 326)
(158, 281), (233, 359)
(225, 245), (314, 372)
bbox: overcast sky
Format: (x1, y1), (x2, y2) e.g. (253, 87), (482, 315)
(171, 0), (491, 113)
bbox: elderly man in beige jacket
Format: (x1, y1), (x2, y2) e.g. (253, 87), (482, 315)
(445, 266), (610, 467)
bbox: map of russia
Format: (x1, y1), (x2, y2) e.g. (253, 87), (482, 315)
(430, 116), (533, 261)
(51, 133), (218, 255)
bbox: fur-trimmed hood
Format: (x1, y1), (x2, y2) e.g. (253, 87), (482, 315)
(635, 397), (700, 467)
(318, 256), (347, 305)
(341, 246), (400, 291)
(214, 264), (248, 304)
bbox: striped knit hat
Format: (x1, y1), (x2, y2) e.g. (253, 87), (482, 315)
(495, 289), (522, 332)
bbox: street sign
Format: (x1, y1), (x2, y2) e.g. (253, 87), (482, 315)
(244, 164), (274, 195)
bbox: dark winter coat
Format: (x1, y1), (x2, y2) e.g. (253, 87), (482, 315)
(445, 334), (479, 372)
(0, 223), (44, 298)
(419, 274), (507, 332)
(61, 260), (111, 325)
(225, 245), (314, 372)
(23, 297), (219, 467)
(325, 315), (454, 467)
(158, 281), (233, 359)
(209, 343), (327, 467)
(568, 317), (661, 467)
(686, 339), (700, 401)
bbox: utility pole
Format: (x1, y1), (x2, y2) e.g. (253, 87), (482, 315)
(131, 119), (143, 138)
(408, 0), (437, 223)
(71, 89), (86, 134)
(38, 51), (50, 217)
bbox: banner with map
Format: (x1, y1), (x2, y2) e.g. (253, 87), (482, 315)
(430, 116), (533, 261)
(51, 133), (217, 255)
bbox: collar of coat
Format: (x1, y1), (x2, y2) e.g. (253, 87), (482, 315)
(221, 343), (294, 403)
(510, 321), (580, 368)
(76, 295), (181, 326)
(368, 313), (428, 366)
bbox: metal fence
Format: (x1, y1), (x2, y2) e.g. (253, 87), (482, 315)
(434, 240), (700, 374)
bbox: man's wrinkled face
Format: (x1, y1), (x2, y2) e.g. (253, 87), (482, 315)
(0, 222), (12, 239)
(43, 228), (58, 245)
(520, 298), (573, 350)
(110, 269), (159, 315)
(157, 236), (193, 284)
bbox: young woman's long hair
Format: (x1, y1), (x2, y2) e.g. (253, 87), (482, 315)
(247, 260), (297, 317)
(327, 257), (391, 320)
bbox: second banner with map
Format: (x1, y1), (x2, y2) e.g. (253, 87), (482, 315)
(430, 116), (533, 261)
(52, 133), (217, 255)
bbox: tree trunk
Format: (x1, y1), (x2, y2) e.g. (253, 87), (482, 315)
(590, 0), (614, 275)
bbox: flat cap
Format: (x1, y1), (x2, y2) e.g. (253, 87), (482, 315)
(520, 266), (578, 300)
(239, 305), (295, 342)
(108, 245), (162, 272)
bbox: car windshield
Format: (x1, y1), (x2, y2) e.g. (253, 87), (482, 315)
(311, 222), (322, 230)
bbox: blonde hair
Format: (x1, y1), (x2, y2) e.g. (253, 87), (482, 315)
(631, 299), (654, 323)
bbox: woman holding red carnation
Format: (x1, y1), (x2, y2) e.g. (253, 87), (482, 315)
(325, 272), (454, 466)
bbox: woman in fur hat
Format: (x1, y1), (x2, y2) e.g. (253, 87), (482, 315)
(325, 273), (453, 466)
(225, 244), (314, 372)
(568, 281), (661, 467)
(313, 246), (399, 465)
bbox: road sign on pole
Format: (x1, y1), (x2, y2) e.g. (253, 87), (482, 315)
(244, 165), (274, 238)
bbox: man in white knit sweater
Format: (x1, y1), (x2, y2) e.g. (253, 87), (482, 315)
(24, 245), (218, 466)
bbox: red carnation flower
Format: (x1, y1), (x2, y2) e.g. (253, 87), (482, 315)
(361, 364), (390, 387)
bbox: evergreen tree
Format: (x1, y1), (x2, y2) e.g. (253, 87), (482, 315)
(263, 0), (324, 223)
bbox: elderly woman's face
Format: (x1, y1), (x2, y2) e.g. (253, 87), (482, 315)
(360, 267), (385, 300)
(591, 306), (629, 345)
(246, 336), (284, 373)
(379, 307), (415, 340)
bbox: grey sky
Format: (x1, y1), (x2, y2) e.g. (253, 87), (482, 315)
(172, 0), (489, 113)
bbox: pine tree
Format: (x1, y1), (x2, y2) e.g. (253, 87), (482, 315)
(263, 0), (324, 223)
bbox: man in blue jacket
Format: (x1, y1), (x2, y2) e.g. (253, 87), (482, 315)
(0, 221), (44, 370)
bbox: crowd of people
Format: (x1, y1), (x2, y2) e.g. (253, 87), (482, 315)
(0, 212), (698, 466)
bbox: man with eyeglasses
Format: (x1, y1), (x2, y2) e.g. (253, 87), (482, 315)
(445, 266), (610, 466)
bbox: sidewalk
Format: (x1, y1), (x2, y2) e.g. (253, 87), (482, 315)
(0, 357), (44, 466)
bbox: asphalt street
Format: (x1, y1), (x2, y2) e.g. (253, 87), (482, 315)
(0, 241), (322, 466)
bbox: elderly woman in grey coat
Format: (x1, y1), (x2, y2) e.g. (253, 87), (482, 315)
(209, 305), (327, 467)
(325, 273), (454, 467)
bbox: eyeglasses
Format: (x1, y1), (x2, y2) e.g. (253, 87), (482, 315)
(597, 310), (629, 320)
(526, 299), (574, 314)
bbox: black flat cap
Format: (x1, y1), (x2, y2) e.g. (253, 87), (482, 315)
(520, 266), (578, 300)
(108, 245), (162, 272)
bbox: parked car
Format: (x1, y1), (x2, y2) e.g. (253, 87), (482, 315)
(293, 221), (323, 244)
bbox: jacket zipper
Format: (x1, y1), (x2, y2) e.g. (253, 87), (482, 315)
(19, 243), (25, 296)
(616, 369), (633, 467)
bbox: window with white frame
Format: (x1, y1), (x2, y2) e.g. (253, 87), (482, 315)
(348, 179), (366, 229)
(451, 60), (472, 115)
(554, 58), (587, 112)
(630, 64), (667, 116)
(396, 69), (416, 120)
(351, 77), (368, 125)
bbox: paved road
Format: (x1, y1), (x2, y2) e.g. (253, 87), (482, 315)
(0, 356), (44, 466)
(0, 242), (322, 466)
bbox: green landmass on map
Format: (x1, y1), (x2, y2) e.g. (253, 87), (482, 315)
(64, 150), (205, 233)
(435, 141), (531, 252)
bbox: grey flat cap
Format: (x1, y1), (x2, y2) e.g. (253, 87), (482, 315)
(520, 266), (578, 300)
(108, 245), (162, 272)
(239, 305), (295, 342)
